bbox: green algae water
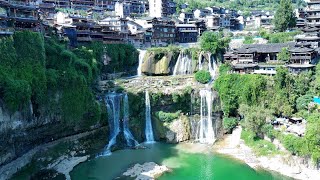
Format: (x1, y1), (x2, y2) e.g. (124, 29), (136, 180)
(70, 143), (292, 180)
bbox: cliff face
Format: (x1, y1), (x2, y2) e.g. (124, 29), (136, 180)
(141, 50), (179, 76)
(0, 102), (103, 167)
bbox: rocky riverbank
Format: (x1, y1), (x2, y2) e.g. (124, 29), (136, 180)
(214, 127), (320, 180)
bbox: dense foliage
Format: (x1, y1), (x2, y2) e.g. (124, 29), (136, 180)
(274, 0), (296, 32)
(214, 64), (320, 163)
(0, 31), (138, 128)
(195, 70), (211, 84)
(259, 29), (301, 43)
(199, 31), (230, 55)
(223, 117), (238, 134)
(155, 111), (181, 122)
(88, 42), (138, 74)
(277, 47), (290, 62)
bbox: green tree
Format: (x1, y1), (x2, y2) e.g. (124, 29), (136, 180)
(277, 47), (290, 62)
(199, 31), (230, 55)
(239, 104), (274, 138)
(274, 0), (296, 32)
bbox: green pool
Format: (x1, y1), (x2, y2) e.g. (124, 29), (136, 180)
(70, 143), (292, 180)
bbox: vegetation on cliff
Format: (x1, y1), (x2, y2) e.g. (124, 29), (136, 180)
(0, 31), (138, 128)
(214, 65), (320, 163)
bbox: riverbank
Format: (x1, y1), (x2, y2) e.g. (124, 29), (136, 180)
(214, 126), (320, 180)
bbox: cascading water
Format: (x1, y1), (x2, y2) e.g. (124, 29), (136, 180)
(196, 89), (216, 144)
(137, 49), (147, 76)
(207, 53), (218, 80)
(103, 93), (138, 155)
(145, 90), (155, 142)
(123, 94), (139, 147)
(173, 51), (192, 75)
(104, 94), (121, 154)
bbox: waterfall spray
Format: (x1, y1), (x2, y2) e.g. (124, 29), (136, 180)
(173, 50), (192, 75)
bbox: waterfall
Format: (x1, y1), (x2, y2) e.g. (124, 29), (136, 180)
(137, 49), (147, 76)
(123, 94), (139, 147)
(145, 90), (155, 142)
(198, 52), (203, 70)
(104, 93), (121, 153)
(196, 89), (216, 144)
(103, 93), (138, 155)
(207, 53), (218, 80)
(173, 51), (192, 75)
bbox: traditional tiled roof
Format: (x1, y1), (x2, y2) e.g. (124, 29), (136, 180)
(236, 42), (295, 54)
(289, 46), (315, 53)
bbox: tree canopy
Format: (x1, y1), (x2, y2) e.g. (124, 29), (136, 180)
(199, 31), (230, 55)
(274, 0), (296, 32)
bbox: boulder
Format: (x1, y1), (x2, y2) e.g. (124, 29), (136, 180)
(122, 162), (170, 180)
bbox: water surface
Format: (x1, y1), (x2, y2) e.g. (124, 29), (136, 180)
(70, 143), (292, 180)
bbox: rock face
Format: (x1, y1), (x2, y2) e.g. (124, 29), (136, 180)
(122, 162), (170, 180)
(155, 115), (191, 143)
(141, 51), (178, 75)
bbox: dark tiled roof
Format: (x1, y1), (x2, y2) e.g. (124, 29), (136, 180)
(236, 42), (295, 53)
(289, 46), (314, 53)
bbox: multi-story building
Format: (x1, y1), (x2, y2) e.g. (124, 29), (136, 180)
(295, 26), (320, 48)
(115, 0), (146, 18)
(194, 9), (211, 18)
(306, 0), (320, 27)
(98, 17), (129, 43)
(0, 0), (40, 32)
(149, 0), (168, 18)
(135, 17), (175, 46)
(224, 42), (318, 74)
(176, 23), (198, 43)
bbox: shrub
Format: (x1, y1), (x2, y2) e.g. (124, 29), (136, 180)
(155, 111), (180, 122)
(262, 124), (276, 139)
(223, 117), (238, 134)
(279, 134), (307, 156)
(195, 70), (211, 84)
(243, 36), (255, 44)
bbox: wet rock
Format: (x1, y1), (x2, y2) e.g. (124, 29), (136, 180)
(122, 162), (171, 180)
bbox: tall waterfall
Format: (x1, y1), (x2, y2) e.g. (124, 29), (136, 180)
(123, 94), (139, 147)
(105, 94), (121, 152)
(137, 49), (147, 76)
(173, 51), (192, 75)
(103, 93), (138, 155)
(197, 89), (216, 144)
(145, 90), (155, 142)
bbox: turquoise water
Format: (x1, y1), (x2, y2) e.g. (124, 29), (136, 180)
(70, 143), (292, 180)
